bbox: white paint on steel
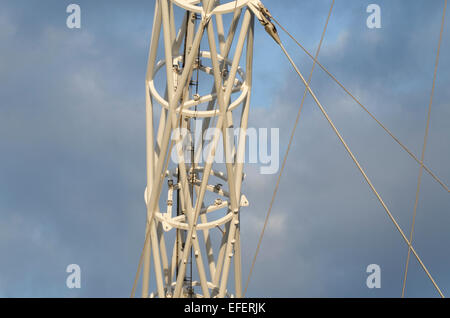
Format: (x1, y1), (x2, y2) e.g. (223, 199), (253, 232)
(140, 0), (256, 298)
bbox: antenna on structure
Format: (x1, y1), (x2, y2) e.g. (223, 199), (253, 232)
(138, 0), (271, 298)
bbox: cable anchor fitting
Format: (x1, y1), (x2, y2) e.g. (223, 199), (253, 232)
(248, 0), (281, 45)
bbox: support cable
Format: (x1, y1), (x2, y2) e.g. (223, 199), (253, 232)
(244, 0), (335, 296)
(275, 34), (445, 299)
(245, 2), (444, 298)
(402, 0), (447, 298)
(271, 16), (450, 194)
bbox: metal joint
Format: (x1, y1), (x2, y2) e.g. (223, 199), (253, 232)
(248, 0), (281, 45)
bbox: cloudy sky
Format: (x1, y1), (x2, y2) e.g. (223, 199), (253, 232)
(0, 0), (449, 298)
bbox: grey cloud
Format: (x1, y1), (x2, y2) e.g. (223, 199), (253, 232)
(0, 0), (449, 297)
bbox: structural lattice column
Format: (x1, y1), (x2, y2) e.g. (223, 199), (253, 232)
(142, 0), (255, 298)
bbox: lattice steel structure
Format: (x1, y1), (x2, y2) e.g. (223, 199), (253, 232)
(140, 0), (271, 298)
